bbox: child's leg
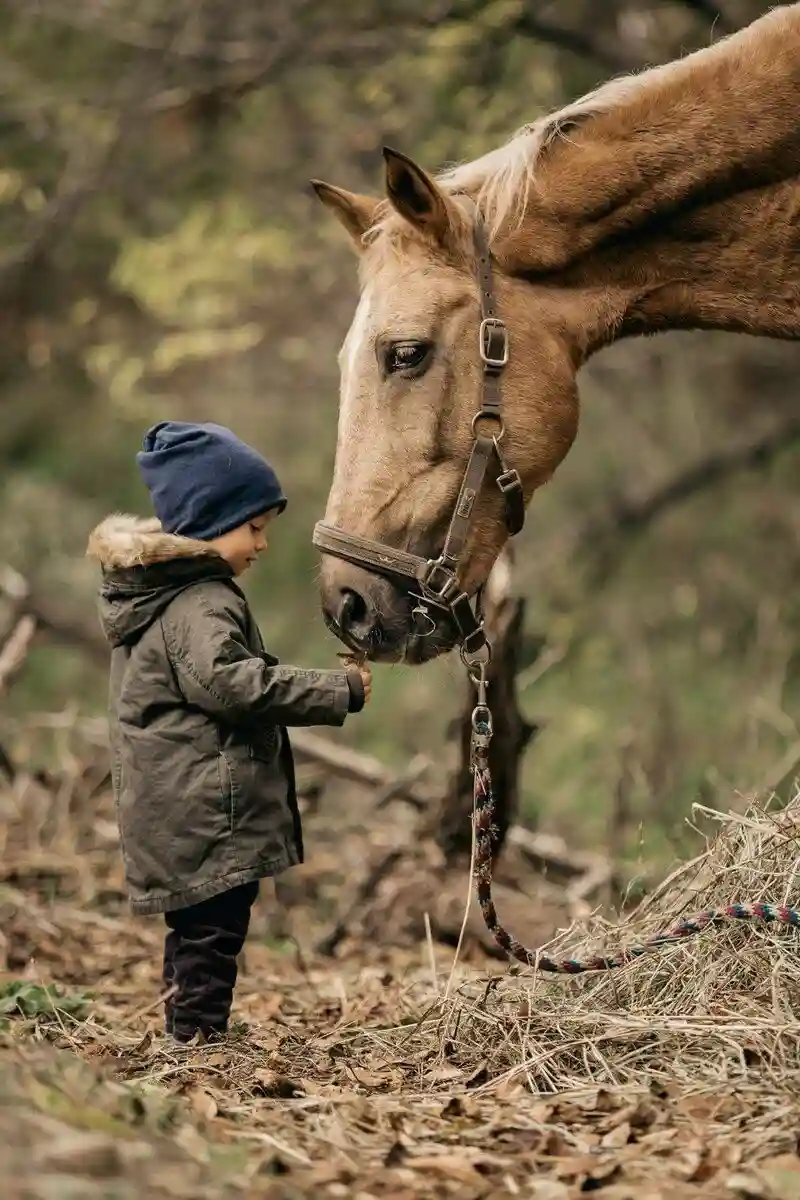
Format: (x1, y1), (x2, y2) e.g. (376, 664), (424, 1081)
(162, 929), (179, 1034)
(164, 881), (259, 1042)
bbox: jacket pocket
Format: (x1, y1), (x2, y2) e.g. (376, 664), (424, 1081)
(248, 726), (279, 763)
(217, 752), (236, 830)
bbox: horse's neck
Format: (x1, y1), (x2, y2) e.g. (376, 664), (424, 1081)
(492, 4), (800, 351)
(566, 178), (800, 356)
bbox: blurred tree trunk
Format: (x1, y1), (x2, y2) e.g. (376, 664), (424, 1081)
(435, 544), (539, 866)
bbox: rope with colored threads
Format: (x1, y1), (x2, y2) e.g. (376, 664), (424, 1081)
(472, 764), (800, 973)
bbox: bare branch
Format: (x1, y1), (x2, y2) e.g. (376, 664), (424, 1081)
(679, 1), (737, 36)
(25, 0), (641, 91)
(0, 615), (37, 696)
(511, 9), (643, 74)
(0, 141), (120, 296)
(577, 417), (800, 586)
(0, 566), (108, 665)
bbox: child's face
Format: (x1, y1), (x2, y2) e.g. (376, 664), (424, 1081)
(209, 511), (277, 576)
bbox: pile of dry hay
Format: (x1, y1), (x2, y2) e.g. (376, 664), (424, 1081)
(335, 797), (800, 1097)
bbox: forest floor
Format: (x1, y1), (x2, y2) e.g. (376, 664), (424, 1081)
(2, 723), (800, 1199)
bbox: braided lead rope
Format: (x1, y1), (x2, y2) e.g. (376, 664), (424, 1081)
(472, 764), (800, 973)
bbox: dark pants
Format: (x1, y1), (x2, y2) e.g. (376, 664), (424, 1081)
(162, 881), (259, 1042)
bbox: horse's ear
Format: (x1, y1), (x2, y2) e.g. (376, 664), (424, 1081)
(382, 146), (453, 242)
(311, 181), (378, 251)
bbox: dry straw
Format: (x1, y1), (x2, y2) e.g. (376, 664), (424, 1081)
(417, 797), (800, 1097)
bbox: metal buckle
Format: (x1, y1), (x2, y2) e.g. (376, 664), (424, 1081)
(421, 558), (459, 602)
(496, 467), (522, 494)
(460, 638), (492, 670)
(479, 317), (509, 368)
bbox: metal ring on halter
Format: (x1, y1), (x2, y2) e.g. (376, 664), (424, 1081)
(471, 411), (505, 440)
(462, 642), (492, 674)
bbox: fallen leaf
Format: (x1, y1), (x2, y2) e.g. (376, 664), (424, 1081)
(304, 1164), (351, 1188)
(252, 1070), (304, 1098)
(601, 1122), (631, 1149)
(408, 1154), (487, 1186)
(686, 1141), (741, 1184)
(541, 1131), (575, 1159)
(593, 1088), (619, 1114)
(34, 1132), (122, 1178)
(726, 1171), (773, 1199)
(440, 1096), (468, 1119)
(492, 1074), (529, 1099)
(597, 1099), (657, 1136)
(260, 1155), (291, 1177)
(465, 1062), (490, 1089)
(189, 1087), (217, 1121)
(423, 1063), (463, 1085)
(348, 1067), (396, 1089)
(553, 1155), (605, 1181)
(737, 1154), (800, 1200)
(635, 1128), (679, 1154)
(384, 1141), (408, 1167)
(628, 1100), (660, 1131)
(676, 1093), (727, 1121)
(133, 1030), (153, 1056)
(296, 1076), (324, 1096)
(580, 1159), (622, 1191)
(526, 1182), (571, 1199)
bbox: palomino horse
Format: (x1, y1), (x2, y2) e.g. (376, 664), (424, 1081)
(312, 4), (800, 667)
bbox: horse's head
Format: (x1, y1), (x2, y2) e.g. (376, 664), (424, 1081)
(312, 148), (580, 664)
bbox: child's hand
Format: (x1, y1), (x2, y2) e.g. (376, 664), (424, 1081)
(338, 653), (373, 707)
(358, 663), (372, 704)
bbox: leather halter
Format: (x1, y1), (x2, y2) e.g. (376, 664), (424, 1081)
(312, 201), (525, 667)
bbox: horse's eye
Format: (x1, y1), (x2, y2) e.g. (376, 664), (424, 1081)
(385, 341), (432, 375)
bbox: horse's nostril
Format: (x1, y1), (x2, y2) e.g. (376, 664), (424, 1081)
(338, 587), (367, 632)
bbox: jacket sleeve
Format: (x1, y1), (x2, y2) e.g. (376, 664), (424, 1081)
(160, 588), (352, 727)
(346, 669), (366, 712)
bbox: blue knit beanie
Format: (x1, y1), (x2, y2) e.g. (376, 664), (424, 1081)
(136, 421), (287, 541)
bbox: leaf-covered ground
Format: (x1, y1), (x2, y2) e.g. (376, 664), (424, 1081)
(3, 735), (800, 1198)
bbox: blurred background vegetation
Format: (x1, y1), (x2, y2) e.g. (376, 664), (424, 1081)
(0, 0), (798, 877)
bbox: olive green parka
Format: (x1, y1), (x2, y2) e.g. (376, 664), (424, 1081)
(87, 515), (358, 915)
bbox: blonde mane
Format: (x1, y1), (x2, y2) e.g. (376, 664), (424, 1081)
(369, 18), (743, 245)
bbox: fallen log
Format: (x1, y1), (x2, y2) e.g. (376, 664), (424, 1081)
(315, 848), (406, 957)
(291, 726), (608, 887)
(290, 728), (432, 809)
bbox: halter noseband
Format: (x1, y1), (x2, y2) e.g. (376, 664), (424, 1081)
(312, 200), (525, 668)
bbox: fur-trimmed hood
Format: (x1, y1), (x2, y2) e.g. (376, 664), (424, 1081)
(87, 513), (222, 571)
(87, 513), (234, 648)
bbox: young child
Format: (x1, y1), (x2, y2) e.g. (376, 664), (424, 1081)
(86, 420), (372, 1043)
